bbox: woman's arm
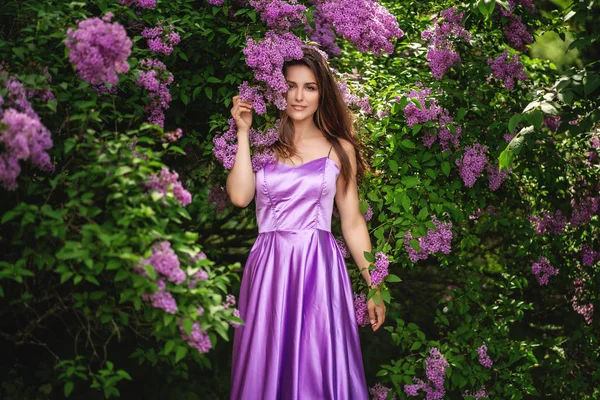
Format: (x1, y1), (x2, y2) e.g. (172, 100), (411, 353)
(226, 96), (256, 208)
(334, 140), (386, 331)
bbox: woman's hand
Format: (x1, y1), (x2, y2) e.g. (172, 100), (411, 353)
(367, 289), (386, 331)
(230, 95), (253, 132)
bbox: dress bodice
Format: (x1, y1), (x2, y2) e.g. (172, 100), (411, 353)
(255, 157), (340, 233)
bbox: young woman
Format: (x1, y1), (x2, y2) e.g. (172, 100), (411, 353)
(227, 46), (385, 400)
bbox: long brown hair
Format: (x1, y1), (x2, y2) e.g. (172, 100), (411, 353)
(273, 45), (366, 193)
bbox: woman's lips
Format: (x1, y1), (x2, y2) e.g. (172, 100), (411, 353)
(291, 105), (306, 111)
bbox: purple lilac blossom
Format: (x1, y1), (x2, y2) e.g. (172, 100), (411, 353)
(315, 0), (403, 56)
(205, 0), (224, 5)
(401, 86), (461, 150)
(404, 216), (453, 262)
(477, 345), (493, 368)
(369, 383), (396, 400)
(487, 163), (510, 191)
(353, 292), (370, 327)
(404, 347), (448, 399)
(139, 241), (186, 284)
(529, 210), (567, 235)
(239, 81), (268, 115)
(570, 196), (599, 227)
(581, 246), (599, 266)
(463, 387), (489, 399)
(336, 74), (372, 114)
(456, 143), (488, 187)
(504, 16), (533, 52)
(487, 51), (528, 90)
(243, 31), (304, 110)
(164, 128), (183, 142)
(363, 201), (373, 221)
(223, 294), (237, 309)
(371, 252), (390, 287)
(230, 308), (242, 328)
(142, 24), (181, 56)
(146, 168), (192, 207)
(180, 320), (212, 353)
(65, 13), (132, 86)
(119, 0), (156, 8)
(421, 8), (472, 79)
(335, 238), (350, 258)
(531, 257), (559, 286)
(543, 115), (561, 132)
(208, 185), (229, 213)
(305, 10), (341, 57)
(212, 118), (240, 170)
(150, 289), (178, 314)
(0, 108), (54, 190)
(136, 59), (174, 127)
(501, 0), (536, 16)
(572, 277), (593, 325)
(249, 0), (307, 30)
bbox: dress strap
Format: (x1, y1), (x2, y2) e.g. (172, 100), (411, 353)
(327, 145), (333, 159)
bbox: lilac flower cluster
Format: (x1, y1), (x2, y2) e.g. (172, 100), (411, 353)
(529, 210), (567, 235)
(503, 0), (536, 15)
(404, 217), (453, 262)
(243, 31), (304, 111)
(543, 115), (561, 132)
(315, 0), (404, 56)
(128, 135), (148, 160)
(421, 7), (472, 79)
(305, 10), (341, 57)
(65, 13), (132, 86)
(119, 0), (156, 8)
(581, 245), (599, 266)
(531, 257), (559, 286)
(570, 196), (599, 227)
(371, 252), (390, 287)
(353, 292), (370, 327)
(455, 143), (488, 187)
(149, 285), (178, 314)
(404, 347), (448, 399)
(136, 59), (174, 127)
(336, 74), (371, 114)
(223, 294), (237, 309)
(141, 24), (181, 56)
(487, 51), (528, 90)
(239, 81), (267, 115)
(0, 72), (54, 190)
(463, 387), (489, 399)
(487, 163), (511, 191)
(230, 308), (242, 328)
(503, 16), (533, 52)
(249, 0), (306, 30)
(179, 320), (212, 353)
(369, 383), (396, 400)
(335, 238), (350, 258)
(139, 241), (186, 284)
(188, 269), (208, 288)
(146, 168), (192, 206)
(164, 128), (183, 142)
(363, 201), (374, 221)
(212, 118), (278, 172)
(572, 276), (593, 325)
(477, 345), (493, 368)
(205, 0), (224, 5)
(401, 86), (461, 150)
(208, 185), (229, 213)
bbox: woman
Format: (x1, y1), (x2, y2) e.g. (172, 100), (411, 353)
(227, 46), (385, 400)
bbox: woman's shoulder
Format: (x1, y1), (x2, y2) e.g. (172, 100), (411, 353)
(337, 138), (355, 158)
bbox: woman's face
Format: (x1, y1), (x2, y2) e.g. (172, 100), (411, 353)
(284, 65), (319, 122)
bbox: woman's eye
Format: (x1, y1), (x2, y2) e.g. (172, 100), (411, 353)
(307, 86), (316, 91)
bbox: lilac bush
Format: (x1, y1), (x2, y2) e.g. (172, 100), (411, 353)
(477, 345), (493, 368)
(404, 347), (448, 399)
(136, 59), (174, 127)
(353, 292), (370, 327)
(455, 143), (488, 187)
(141, 23), (181, 56)
(487, 51), (528, 90)
(65, 13), (132, 86)
(404, 217), (453, 262)
(146, 168), (192, 207)
(531, 257), (559, 286)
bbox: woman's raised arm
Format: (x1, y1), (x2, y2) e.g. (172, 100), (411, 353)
(226, 95), (256, 208)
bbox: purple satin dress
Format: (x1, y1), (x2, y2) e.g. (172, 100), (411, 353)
(230, 154), (369, 400)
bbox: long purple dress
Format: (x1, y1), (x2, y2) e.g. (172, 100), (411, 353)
(230, 153), (369, 400)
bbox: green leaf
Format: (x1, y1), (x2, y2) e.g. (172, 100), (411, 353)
(478, 0), (495, 18)
(584, 74), (600, 96)
(410, 341), (422, 351)
(204, 87), (213, 100)
(363, 251), (375, 262)
(386, 274), (401, 283)
(164, 339), (176, 355)
(401, 139), (415, 149)
(402, 176), (420, 188)
(457, 107), (467, 121)
(175, 345), (188, 363)
(441, 162), (451, 177)
(64, 381), (74, 397)
(508, 114), (522, 133)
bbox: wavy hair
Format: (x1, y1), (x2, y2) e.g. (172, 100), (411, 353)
(272, 46), (366, 193)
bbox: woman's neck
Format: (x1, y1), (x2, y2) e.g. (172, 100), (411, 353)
(291, 117), (321, 142)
